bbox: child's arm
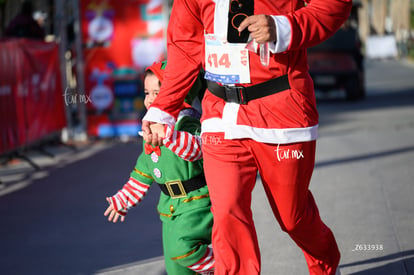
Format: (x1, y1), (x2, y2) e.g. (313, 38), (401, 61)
(105, 177), (151, 222)
(163, 124), (202, 162)
(105, 152), (154, 223)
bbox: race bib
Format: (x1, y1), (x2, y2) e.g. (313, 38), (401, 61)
(204, 34), (250, 84)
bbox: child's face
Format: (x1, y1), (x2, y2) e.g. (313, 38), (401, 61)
(144, 74), (160, 109)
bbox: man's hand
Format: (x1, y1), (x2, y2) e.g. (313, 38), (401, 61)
(142, 120), (165, 146)
(238, 15), (276, 44)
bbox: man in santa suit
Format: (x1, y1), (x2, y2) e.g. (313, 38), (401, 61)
(142, 1), (353, 274)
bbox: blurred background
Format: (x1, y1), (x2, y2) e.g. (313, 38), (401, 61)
(0, 0), (175, 151)
(0, 0), (413, 148)
(1, 1), (414, 275)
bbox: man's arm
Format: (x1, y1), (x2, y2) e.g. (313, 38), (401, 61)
(284, 0), (353, 51)
(143, 0), (203, 145)
(238, 0), (352, 53)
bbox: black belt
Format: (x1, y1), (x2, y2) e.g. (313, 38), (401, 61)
(207, 74), (290, 105)
(158, 174), (206, 198)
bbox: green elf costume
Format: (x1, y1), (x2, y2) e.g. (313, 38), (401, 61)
(106, 61), (214, 275)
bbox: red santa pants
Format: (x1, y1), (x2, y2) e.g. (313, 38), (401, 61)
(201, 133), (340, 275)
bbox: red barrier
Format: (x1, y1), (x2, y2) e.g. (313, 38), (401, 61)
(0, 40), (21, 154)
(0, 39), (66, 155)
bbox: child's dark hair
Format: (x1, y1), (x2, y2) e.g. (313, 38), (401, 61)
(144, 69), (161, 87)
(144, 61), (206, 104)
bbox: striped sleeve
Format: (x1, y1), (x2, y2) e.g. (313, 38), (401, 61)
(187, 245), (215, 274)
(107, 177), (151, 216)
(163, 125), (202, 162)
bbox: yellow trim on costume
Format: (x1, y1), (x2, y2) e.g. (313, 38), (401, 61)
(170, 243), (202, 260)
(183, 194), (210, 203)
(158, 194), (210, 217)
(133, 168), (153, 179)
(158, 211), (172, 218)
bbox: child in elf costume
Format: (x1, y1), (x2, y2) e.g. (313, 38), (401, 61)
(104, 61), (214, 275)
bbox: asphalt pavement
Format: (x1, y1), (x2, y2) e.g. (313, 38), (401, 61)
(1, 59), (414, 275)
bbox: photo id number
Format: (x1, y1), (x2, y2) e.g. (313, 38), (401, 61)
(352, 244), (384, 251)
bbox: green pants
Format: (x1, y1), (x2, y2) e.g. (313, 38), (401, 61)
(161, 205), (213, 275)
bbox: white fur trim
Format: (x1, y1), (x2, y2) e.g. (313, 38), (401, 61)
(269, 15), (291, 53)
(202, 117), (318, 144)
(214, 0), (229, 40)
(225, 124), (318, 143)
(142, 107), (176, 127)
(222, 102), (239, 126)
(201, 118), (226, 133)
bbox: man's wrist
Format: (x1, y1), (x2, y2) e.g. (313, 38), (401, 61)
(143, 107), (176, 127)
(269, 15), (291, 53)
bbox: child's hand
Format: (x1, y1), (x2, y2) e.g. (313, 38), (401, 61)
(104, 204), (126, 223)
(143, 120), (165, 146)
(150, 123), (166, 139)
(104, 180), (149, 223)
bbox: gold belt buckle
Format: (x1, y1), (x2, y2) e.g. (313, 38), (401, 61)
(165, 180), (187, 199)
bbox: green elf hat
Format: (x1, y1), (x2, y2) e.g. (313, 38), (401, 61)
(145, 60), (205, 104)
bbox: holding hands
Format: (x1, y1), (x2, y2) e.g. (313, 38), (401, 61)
(142, 120), (166, 146)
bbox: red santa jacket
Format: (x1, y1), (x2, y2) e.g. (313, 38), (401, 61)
(144, 0), (352, 144)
